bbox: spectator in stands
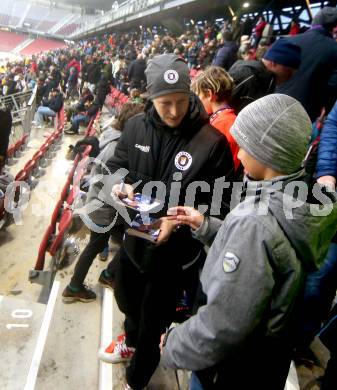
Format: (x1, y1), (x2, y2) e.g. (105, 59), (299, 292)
(65, 87), (94, 122)
(96, 75), (111, 108)
(191, 66), (240, 171)
(289, 19), (300, 36)
(3, 74), (17, 96)
(128, 53), (147, 92)
(102, 58), (112, 82)
(49, 65), (61, 89)
(295, 101), (337, 362)
(160, 94), (337, 390)
(87, 56), (101, 93)
(251, 15), (267, 48)
(66, 55), (81, 74)
(187, 40), (199, 70)
(277, 7), (337, 121)
(62, 103), (145, 298)
(33, 88), (63, 128)
(212, 31), (238, 70)
(64, 96), (99, 135)
(0, 109), (12, 173)
(96, 54), (234, 390)
(229, 38), (301, 113)
(66, 67), (78, 99)
(36, 77), (48, 106)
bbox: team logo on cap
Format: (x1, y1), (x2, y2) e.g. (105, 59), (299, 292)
(175, 151), (192, 171)
(164, 70), (179, 85)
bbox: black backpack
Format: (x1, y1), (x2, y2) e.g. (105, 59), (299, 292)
(229, 60), (275, 113)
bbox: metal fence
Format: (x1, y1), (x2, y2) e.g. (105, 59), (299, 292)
(0, 86), (37, 148)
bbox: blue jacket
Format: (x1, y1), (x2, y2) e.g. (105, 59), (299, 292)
(277, 28), (337, 121)
(316, 101), (337, 179)
(212, 41), (238, 70)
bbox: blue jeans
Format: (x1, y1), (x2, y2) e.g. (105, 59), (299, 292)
(71, 114), (88, 132)
(298, 243), (337, 347)
(35, 106), (56, 126)
(190, 372), (204, 390)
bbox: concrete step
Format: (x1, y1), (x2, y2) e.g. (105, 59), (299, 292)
(0, 282), (59, 390)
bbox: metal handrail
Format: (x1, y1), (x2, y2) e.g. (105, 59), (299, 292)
(5, 86), (37, 150)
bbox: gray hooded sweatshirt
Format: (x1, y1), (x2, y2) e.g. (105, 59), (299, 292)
(161, 170), (337, 389)
(81, 127), (121, 227)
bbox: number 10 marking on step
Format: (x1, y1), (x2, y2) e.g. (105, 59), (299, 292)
(6, 309), (33, 329)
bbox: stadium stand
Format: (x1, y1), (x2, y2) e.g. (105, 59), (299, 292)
(55, 23), (81, 36)
(0, 31), (27, 52)
(19, 37), (66, 56)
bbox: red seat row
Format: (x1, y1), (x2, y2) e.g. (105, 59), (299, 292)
(105, 87), (129, 116)
(6, 134), (29, 163)
(0, 107), (66, 229)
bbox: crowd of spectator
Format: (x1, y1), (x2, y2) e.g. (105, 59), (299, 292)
(0, 5), (337, 390)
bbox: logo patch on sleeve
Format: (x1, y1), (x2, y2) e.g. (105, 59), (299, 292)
(222, 252), (240, 273)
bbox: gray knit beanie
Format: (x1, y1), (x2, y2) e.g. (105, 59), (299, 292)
(145, 54), (191, 100)
(230, 94), (312, 175)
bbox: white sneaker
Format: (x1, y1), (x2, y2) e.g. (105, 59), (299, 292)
(98, 334), (135, 363)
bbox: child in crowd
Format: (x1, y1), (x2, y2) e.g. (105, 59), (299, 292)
(160, 94), (337, 390)
(192, 66), (240, 171)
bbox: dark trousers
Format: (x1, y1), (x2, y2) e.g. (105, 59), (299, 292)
(70, 229), (110, 288)
(114, 246), (200, 390)
(297, 243), (337, 348)
(322, 353), (337, 390)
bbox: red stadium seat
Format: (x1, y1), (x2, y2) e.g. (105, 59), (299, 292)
(34, 225), (54, 271)
(49, 209), (73, 256)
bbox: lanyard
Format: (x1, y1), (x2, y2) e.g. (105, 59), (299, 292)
(210, 104), (232, 122)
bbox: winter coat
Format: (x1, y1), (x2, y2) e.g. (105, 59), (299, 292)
(276, 27), (337, 121)
(162, 171), (337, 389)
(128, 58), (146, 89)
(316, 101), (337, 179)
(83, 128), (122, 226)
(43, 93), (63, 113)
(104, 94), (234, 271)
(0, 109), (12, 160)
(212, 41), (238, 70)
(86, 63), (101, 84)
(96, 78), (110, 107)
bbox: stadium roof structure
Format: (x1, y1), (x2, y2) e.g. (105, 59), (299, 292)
(68, 0), (337, 39)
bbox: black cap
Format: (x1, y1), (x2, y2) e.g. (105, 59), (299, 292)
(145, 54), (190, 100)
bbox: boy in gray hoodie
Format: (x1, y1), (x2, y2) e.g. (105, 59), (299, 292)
(161, 94), (337, 389)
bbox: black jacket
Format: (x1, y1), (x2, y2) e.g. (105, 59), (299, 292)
(96, 78), (110, 107)
(86, 103), (100, 118)
(277, 28), (337, 121)
(106, 94), (234, 271)
(44, 93), (63, 113)
(0, 109), (12, 160)
(86, 63), (101, 84)
(128, 58), (146, 88)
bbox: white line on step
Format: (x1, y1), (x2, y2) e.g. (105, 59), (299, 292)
(24, 281), (60, 390)
(99, 288), (114, 390)
(284, 361), (300, 390)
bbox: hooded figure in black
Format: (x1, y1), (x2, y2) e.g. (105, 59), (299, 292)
(0, 109), (12, 172)
(63, 54), (234, 389)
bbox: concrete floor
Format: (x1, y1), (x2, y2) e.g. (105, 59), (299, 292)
(0, 114), (329, 390)
(0, 117), (184, 389)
